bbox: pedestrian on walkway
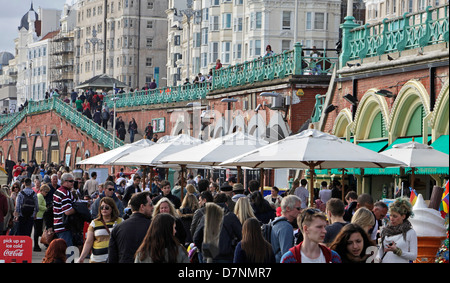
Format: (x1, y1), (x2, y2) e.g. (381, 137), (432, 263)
(281, 208), (341, 263)
(234, 217), (276, 263)
(33, 184), (50, 251)
(152, 180), (181, 209)
(128, 118), (138, 143)
(351, 207), (375, 236)
(90, 181), (124, 219)
(144, 122), (153, 139)
(108, 191), (153, 263)
(153, 197), (186, 245)
(329, 223), (376, 263)
(14, 178), (38, 236)
(324, 198), (348, 245)
(42, 238), (67, 263)
(122, 174), (141, 207)
(78, 197), (123, 263)
(376, 197), (417, 263)
(294, 179), (309, 209)
(53, 173), (76, 247)
(135, 213), (189, 263)
(270, 195), (302, 262)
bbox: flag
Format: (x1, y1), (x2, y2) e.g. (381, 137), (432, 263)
(394, 186), (399, 196)
(439, 180), (449, 218)
(410, 187), (418, 206)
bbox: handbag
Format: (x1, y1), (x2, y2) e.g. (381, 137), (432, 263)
(40, 228), (55, 245)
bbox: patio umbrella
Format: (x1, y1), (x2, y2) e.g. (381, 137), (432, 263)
(380, 141), (449, 190)
(112, 134), (203, 166)
(220, 129), (406, 206)
(77, 139), (155, 165)
(112, 134), (203, 199)
(159, 131), (269, 183)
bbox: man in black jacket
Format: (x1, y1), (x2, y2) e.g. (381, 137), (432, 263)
(108, 192), (153, 263)
(122, 175), (141, 207)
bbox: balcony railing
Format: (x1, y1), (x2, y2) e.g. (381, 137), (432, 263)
(341, 4), (449, 66)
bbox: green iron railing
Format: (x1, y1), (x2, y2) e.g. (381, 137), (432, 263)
(340, 4), (449, 67)
(0, 96), (124, 150)
(104, 43), (338, 108)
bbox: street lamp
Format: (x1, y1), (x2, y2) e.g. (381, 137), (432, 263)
(84, 28), (103, 78)
(180, 0), (195, 80)
(111, 93), (120, 150)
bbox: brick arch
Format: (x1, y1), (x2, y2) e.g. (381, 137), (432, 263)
(388, 80), (430, 143)
(430, 78), (449, 140)
(332, 108), (353, 138)
(352, 88), (390, 140)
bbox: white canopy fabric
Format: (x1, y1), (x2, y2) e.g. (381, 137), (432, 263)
(220, 129), (406, 206)
(220, 129), (406, 169)
(380, 141), (449, 189)
(112, 134), (203, 166)
(159, 131), (269, 166)
(76, 139), (155, 165)
(380, 141), (449, 168)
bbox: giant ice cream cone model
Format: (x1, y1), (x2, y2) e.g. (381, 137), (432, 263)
(409, 194), (447, 263)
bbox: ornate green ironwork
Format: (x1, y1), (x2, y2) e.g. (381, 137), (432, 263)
(0, 97), (123, 150)
(343, 4), (449, 66)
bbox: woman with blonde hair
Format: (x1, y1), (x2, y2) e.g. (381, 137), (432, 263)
(153, 197), (187, 245)
(78, 197), (123, 263)
(234, 197), (256, 225)
(376, 197), (417, 263)
(351, 207), (375, 235)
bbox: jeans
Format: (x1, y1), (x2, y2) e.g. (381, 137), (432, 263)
(56, 230), (73, 247)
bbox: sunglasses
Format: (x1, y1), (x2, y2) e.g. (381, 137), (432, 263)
(107, 188), (115, 191)
(100, 205), (111, 210)
(66, 180), (74, 183)
(300, 208), (322, 225)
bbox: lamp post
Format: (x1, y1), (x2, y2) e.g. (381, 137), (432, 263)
(180, 0), (195, 81)
(85, 28), (103, 78)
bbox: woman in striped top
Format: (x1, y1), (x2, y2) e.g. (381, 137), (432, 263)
(78, 196), (123, 263)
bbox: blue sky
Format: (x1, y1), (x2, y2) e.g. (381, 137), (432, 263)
(0, 0), (69, 54)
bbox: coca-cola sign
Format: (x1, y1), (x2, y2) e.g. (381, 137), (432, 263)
(0, 236), (32, 263)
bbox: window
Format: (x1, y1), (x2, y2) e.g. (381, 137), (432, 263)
(306, 12), (312, 30)
(146, 57), (152, 67)
(282, 11), (291, 30)
(234, 17), (243, 32)
(233, 43), (242, 59)
(147, 20), (153, 29)
(201, 28), (208, 45)
(147, 1), (153, 9)
(306, 12), (326, 30)
(255, 40), (261, 56)
(145, 38), (153, 48)
(210, 42), (219, 63)
(222, 42), (231, 63)
(222, 13), (232, 29)
(314, 13), (325, 30)
(282, 40), (291, 52)
(255, 12), (262, 29)
(174, 35), (181, 46)
(210, 16), (219, 31)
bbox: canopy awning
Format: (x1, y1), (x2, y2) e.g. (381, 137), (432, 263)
(431, 135), (449, 154)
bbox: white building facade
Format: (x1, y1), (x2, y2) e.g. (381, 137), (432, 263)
(167, 0), (342, 86)
(74, 0), (168, 90)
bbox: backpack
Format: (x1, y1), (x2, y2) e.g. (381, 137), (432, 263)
(261, 217), (287, 243)
(20, 191), (35, 218)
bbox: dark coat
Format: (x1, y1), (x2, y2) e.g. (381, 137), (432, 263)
(108, 212), (151, 263)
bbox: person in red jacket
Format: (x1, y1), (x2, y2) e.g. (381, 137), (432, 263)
(281, 208), (341, 263)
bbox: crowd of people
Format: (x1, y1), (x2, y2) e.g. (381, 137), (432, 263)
(0, 159), (423, 264)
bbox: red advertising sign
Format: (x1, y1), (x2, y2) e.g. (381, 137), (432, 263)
(0, 236), (33, 263)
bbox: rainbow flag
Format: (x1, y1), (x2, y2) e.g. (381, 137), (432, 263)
(439, 180), (449, 218)
(410, 187), (418, 206)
